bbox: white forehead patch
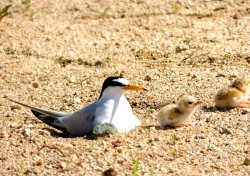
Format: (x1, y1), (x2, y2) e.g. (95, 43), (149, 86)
(113, 78), (129, 85)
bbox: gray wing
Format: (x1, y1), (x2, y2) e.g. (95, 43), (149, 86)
(58, 103), (98, 137)
(8, 98), (98, 137)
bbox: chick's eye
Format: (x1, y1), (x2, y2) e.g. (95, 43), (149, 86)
(188, 101), (193, 105)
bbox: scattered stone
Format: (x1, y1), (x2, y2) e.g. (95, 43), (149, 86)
(64, 143), (74, 150)
(154, 137), (160, 141)
(73, 97), (81, 103)
(117, 148), (123, 153)
(117, 157), (124, 163)
(23, 128), (34, 137)
(10, 105), (21, 110)
(145, 75), (152, 81)
(33, 158), (43, 166)
(27, 124), (34, 128)
(76, 160), (84, 167)
(32, 82), (39, 88)
(10, 123), (22, 129)
(168, 168), (174, 173)
(246, 56), (250, 64)
(192, 74), (198, 79)
(138, 128), (146, 133)
(175, 45), (189, 53)
(241, 108), (250, 115)
(0, 131), (8, 138)
(102, 168), (117, 176)
(243, 158), (250, 166)
(150, 126), (156, 131)
(59, 162), (67, 169)
(94, 60), (103, 66)
(69, 75), (77, 83)
(112, 139), (122, 148)
(232, 12), (242, 19)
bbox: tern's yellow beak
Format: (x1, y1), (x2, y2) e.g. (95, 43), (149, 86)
(123, 84), (147, 91)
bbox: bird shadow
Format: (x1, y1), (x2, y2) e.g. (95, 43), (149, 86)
(41, 128), (109, 140)
(201, 105), (231, 112)
(41, 128), (70, 138)
(142, 125), (182, 131)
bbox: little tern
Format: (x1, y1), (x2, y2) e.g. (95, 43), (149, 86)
(8, 76), (146, 137)
(156, 95), (202, 127)
(215, 77), (250, 108)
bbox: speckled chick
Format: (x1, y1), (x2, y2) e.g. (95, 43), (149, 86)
(156, 95), (202, 128)
(215, 77), (250, 108)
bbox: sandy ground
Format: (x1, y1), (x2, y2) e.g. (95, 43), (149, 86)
(0, 0), (250, 175)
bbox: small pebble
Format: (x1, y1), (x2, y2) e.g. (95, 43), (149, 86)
(232, 12), (241, 19)
(10, 123), (22, 129)
(117, 148), (123, 154)
(154, 137), (160, 141)
(32, 82), (39, 88)
(150, 126), (156, 131)
(33, 159), (43, 166)
(241, 108), (250, 114)
(76, 160), (84, 167)
(175, 45), (189, 53)
(64, 143), (74, 150)
(117, 157), (124, 163)
(73, 97), (81, 103)
(60, 162), (67, 169)
(102, 168), (117, 176)
(94, 60), (103, 66)
(10, 105), (21, 110)
(23, 128), (33, 137)
(0, 131), (8, 138)
(27, 124), (34, 128)
(243, 158), (250, 166)
(145, 75), (152, 81)
(69, 75), (77, 83)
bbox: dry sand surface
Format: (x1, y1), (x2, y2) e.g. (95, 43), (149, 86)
(0, 0), (250, 175)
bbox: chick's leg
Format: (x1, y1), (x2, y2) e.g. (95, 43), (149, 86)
(237, 102), (250, 108)
(175, 123), (192, 127)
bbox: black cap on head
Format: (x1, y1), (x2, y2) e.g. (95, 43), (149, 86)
(99, 76), (127, 99)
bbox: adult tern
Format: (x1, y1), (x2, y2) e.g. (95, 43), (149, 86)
(8, 76), (146, 137)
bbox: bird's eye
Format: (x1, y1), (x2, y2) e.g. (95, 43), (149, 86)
(188, 101), (193, 105)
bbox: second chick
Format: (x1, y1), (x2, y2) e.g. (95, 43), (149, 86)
(215, 77), (250, 108)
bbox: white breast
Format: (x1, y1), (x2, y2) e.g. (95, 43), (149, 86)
(93, 96), (141, 133)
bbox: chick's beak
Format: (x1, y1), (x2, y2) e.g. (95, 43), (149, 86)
(123, 84), (147, 91)
(195, 100), (203, 105)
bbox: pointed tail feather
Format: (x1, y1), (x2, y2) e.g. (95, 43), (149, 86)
(6, 98), (70, 134)
(31, 110), (69, 134)
(7, 99), (71, 117)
